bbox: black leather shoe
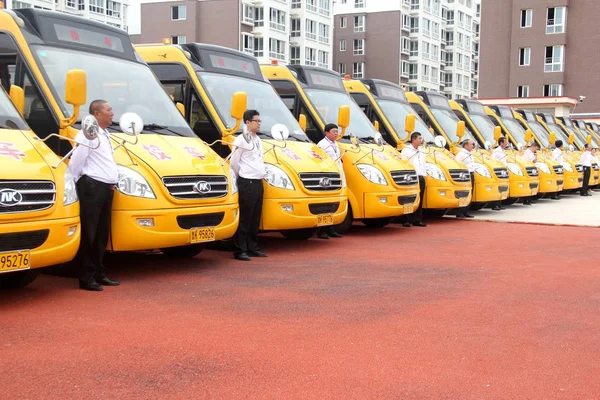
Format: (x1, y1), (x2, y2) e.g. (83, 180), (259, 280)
(492, 206), (501, 211)
(523, 201), (533, 205)
(79, 281), (103, 291)
(234, 252), (251, 261)
(551, 196), (560, 200)
(329, 231), (344, 238)
(97, 277), (120, 286)
(456, 214), (465, 219)
(402, 222), (412, 227)
(248, 250), (268, 258)
(317, 233), (331, 239)
(464, 214), (475, 218)
(499, 206), (506, 210)
(413, 221), (427, 227)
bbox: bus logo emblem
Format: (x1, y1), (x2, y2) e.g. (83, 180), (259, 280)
(194, 181), (211, 194)
(0, 189), (23, 207)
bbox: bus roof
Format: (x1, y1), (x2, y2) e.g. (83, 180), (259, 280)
(12, 8), (137, 62)
(180, 43), (265, 82)
(359, 79), (408, 103)
(287, 65), (346, 93)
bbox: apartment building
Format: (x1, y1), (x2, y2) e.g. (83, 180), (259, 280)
(4, 0), (129, 31)
(333, 0), (480, 99)
(136, 0), (333, 69)
(479, 0), (600, 114)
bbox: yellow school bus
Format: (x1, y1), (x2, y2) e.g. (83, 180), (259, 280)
(0, 85), (79, 288)
(1, 9), (238, 258)
(137, 44), (348, 239)
(261, 64), (420, 229)
(560, 116), (599, 186)
(344, 80), (478, 212)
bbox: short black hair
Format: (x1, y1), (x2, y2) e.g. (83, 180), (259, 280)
(89, 99), (108, 115)
(243, 109), (260, 124)
(410, 132), (422, 142)
(555, 140), (563, 148)
(498, 137), (506, 145)
(461, 139), (472, 147)
(530, 142), (540, 148)
(585, 143), (592, 150)
(324, 123), (338, 132)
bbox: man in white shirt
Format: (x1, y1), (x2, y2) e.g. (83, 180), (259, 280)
(316, 123), (343, 239)
(552, 140), (564, 163)
(230, 110), (268, 261)
(69, 100), (120, 291)
(401, 132), (427, 227)
(521, 142), (539, 205)
(580, 144), (593, 196)
(454, 139), (475, 218)
(489, 137), (508, 210)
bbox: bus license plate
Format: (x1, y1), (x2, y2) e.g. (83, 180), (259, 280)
(459, 197), (469, 207)
(317, 214), (334, 226)
(0, 251), (31, 273)
(190, 227), (216, 243)
(403, 204), (414, 214)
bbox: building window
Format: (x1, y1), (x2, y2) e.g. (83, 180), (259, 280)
(340, 39), (346, 51)
(401, 37), (410, 54)
(269, 38), (286, 60)
(519, 47), (531, 66)
(171, 35), (187, 44)
(319, 0), (331, 16)
(547, 7), (566, 34)
(305, 47), (317, 65)
(409, 40), (418, 56)
(339, 63), (346, 75)
(340, 17), (347, 28)
(409, 63), (418, 80)
(291, 0), (301, 9)
(241, 34), (254, 54)
(270, 8), (286, 32)
(254, 7), (264, 27)
(290, 46), (300, 64)
(354, 15), (365, 32)
(291, 18), (301, 37)
(318, 23), (329, 44)
(517, 85), (529, 98)
(403, 14), (411, 30)
(243, 4), (255, 24)
(410, 16), (419, 33)
(544, 45), (564, 72)
(306, 19), (317, 40)
(543, 84), (563, 97)
(306, 0), (317, 13)
(353, 39), (364, 55)
(107, 1), (121, 18)
(318, 50), (329, 68)
(66, 0), (76, 8)
(89, 0), (104, 14)
(254, 37), (264, 57)
(355, 0), (365, 8)
(401, 61), (410, 78)
(352, 62), (364, 78)
(171, 5), (186, 20)
(520, 9), (532, 28)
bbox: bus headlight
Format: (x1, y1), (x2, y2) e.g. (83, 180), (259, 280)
(357, 164), (388, 185)
(117, 165), (156, 199)
(63, 167), (78, 206)
(535, 162), (551, 174)
(426, 163), (447, 181)
(264, 164), (295, 190)
(230, 172), (238, 194)
(473, 162), (491, 178)
(506, 162), (524, 176)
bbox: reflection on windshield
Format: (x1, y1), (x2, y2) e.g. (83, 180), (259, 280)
(377, 100), (435, 142)
(528, 122), (551, 147)
(33, 45), (194, 137)
(545, 123), (570, 144)
(0, 89), (28, 130)
(562, 126), (586, 148)
(305, 89), (376, 139)
(430, 108), (474, 143)
(469, 114), (496, 143)
(198, 73), (309, 142)
(501, 118), (527, 144)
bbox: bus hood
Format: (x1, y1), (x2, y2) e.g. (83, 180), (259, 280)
(340, 142), (414, 171)
(423, 148), (466, 170)
(114, 134), (228, 177)
(0, 130), (55, 180)
(262, 140), (341, 173)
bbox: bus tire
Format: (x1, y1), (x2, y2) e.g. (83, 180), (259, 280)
(0, 269), (40, 289)
(160, 244), (205, 258)
(362, 217), (393, 228)
(335, 206), (354, 235)
(281, 228), (316, 240)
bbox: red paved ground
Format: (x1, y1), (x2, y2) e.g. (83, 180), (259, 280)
(1, 220), (599, 399)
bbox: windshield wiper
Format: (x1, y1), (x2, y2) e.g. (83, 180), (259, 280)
(143, 123), (183, 136)
(107, 122), (124, 133)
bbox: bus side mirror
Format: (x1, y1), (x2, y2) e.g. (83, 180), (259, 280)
(176, 102), (185, 117)
(337, 105), (350, 134)
(373, 120), (380, 132)
(456, 120), (465, 142)
(493, 126), (501, 142)
(227, 91), (247, 135)
(298, 114), (307, 132)
(525, 129), (533, 144)
(549, 132), (556, 145)
(405, 114), (415, 136)
(586, 135), (593, 145)
(568, 133), (575, 145)
(9, 85), (25, 115)
(62, 69), (87, 127)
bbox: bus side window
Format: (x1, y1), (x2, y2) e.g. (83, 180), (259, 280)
(298, 102), (321, 143)
(162, 81), (185, 104)
(190, 91), (228, 157)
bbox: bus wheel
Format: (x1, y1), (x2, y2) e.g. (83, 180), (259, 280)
(0, 270), (40, 289)
(362, 217), (393, 228)
(160, 244), (205, 258)
(281, 228), (316, 240)
(335, 206), (354, 235)
(502, 197), (519, 206)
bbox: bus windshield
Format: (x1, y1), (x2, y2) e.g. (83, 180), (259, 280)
(527, 121), (552, 147)
(0, 88), (28, 131)
(469, 114), (497, 143)
(304, 89), (377, 140)
(32, 46), (195, 137)
(545, 121), (571, 145)
(197, 72), (309, 142)
(500, 117), (528, 145)
(430, 107), (475, 144)
(376, 99), (435, 143)
(561, 124), (586, 148)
